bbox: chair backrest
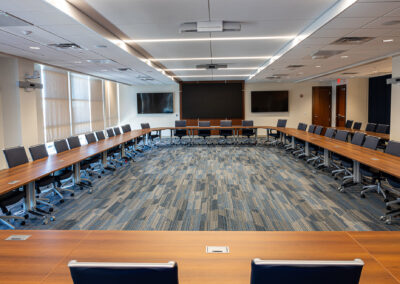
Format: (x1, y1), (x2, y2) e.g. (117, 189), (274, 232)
(334, 130), (349, 142)
(365, 123), (377, 132)
(362, 136), (380, 150)
(68, 260), (179, 284)
(220, 120), (232, 127)
(141, 123), (150, 129)
(95, 131), (106, 141)
(242, 120), (254, 127)
(113, 127), (121, 135)
(121, 124), (131, 133)
(29, 144), (49, 161)
(375, 124), (389, 134)
(106, 128), (115, 137)
(54, 139), (70, 153)
(345, 120), (354, 128)
(298, 123), (307, 131)
(308, 125), (316, 133)
(250, 258), (363, 284)
(314, 126), (323, 135)
(199, 121), (210, 127)
(175, 120), (187, 127)
(67, 136), (81, 149)
(277, 119), (287, 127)
(351, 132), (365, 146)
(325, 128), (336, 138)
(85, 133), (97, 144)
(3, 146), (29, 168)
(353, 122), (362, 130)
(385, 141), (400, 157)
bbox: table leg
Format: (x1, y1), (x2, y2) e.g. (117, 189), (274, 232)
(102, 151), (107, 167)
(305, 142), (310, 157)
(121, 144), (126, 158)
(353, 160), (361, 183)
(323, 149), (329, 167)
(255, 128), (258, 144)
(291, 136), (295, 148)
(267, 129), (270, 142)
(170, 129), (173, 144)
(25, 181), (36, 211)
(74, 162), (81, 183)
(135, 138), (137, 149)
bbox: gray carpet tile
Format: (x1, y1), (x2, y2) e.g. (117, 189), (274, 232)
(4, 141), (400, 231)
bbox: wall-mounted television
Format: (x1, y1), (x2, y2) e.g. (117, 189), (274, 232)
(137, 92), (173, 114)
(251, 91), (289, 112)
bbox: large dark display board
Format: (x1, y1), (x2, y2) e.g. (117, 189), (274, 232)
(137, 93), (173, 114)
(251, 91), (289, 112)
(181, 82), (243, 119)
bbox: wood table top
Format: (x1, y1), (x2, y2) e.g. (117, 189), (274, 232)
(0, 230), (399, 284)
(332, 127), (390, 141)
(0, 129), (150, 195)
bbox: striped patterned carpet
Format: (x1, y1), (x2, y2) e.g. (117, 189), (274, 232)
(6, 141), (400, 231)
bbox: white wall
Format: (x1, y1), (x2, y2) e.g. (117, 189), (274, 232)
(346, 78), (369, 128)
(391, 56), (400, 141)
(119, 83), (179, 136)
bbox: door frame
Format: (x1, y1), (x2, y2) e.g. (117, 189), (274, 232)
(312, 86), (332, 127)
(335, 84), (347, 127)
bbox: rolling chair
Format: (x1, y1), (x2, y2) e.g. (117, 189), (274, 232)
(267, 119), (287, 146)
(198, 121), (211, 144)
(365, 123), (377, 132)
(0, 189), (28, 229)
(306, 125), (324, 164)
(241, 120), (256, 144)
(141, 123), (160, 147)
(121, 124), (138, 158)
(29, 144), (75, 200)
(353, 122), (362, 130)
(375, 124), (390, 134)
(3, 146), (55, 225)
(292, 124), (313, 157)
(219, 120), (233, 144)
(286, 122), (307, 153)
(112, 127), (131, 162)
(85, 133), (108, 171)
(95, 130), (119, 170)
(329, 130), (349, 174)
(315, 128), (336, 169)
(250, 258), (363, 284)
(68, 260), (179, 284)
(173, 120), (188, 145)
(345, 120), (354, 129)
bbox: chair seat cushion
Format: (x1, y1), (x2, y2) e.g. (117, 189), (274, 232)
(360, 165), (379, 178)
(341, 158), (352, 168)
(36, 175), (56, 187)
(55, 170), (73, 181)
(0, 190), (25, 213)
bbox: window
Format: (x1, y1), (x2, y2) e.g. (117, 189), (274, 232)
(104, 80), (119, 128)
(70, 74), (91, 135)
(90, 78), (105, 131)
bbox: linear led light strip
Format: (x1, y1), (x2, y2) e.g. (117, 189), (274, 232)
(147, 56), (271, 62)
(248, 0), (358, 80)
(125, 36), (295, 43)
(173, 74), (250, 78)
(158, 67), (259, 71)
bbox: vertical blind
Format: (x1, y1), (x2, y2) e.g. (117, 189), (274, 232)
(90, 78), (105, 131)
(70, 74), (91, 135)
(104, 80), (119, 128)
(42, 69), (71, 142)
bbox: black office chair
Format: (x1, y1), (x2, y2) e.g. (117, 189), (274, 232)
(241, 120), (256, 144)
(375, 124), (389, 134)
(268, 119), (287, 146)
(330, 130), (350, 174)
(68, 260), (179, 284)
(112, 127), (133, 161)
(294, 124), (314, 158)
(315, 128), (336, 168)
(173, 120), (188, 144)
(198, 121), (211, 144)
(113, 126), (121, 135)
(306, 125), (324, 164)
(121, 124), (137, 158)
(29, 144), (75, 200)
(353, 122), (362, 130)
(250, 258), (363, 284)
(95, 131), (119, 170)
(288, 122), (307, 154)
(0, 188), (28, 229)
(3, 146), (54, 225)
(141, 123), (160, 147)
(86, 133), (109, 170)
(365, 123), (377, 132)
(345, 120), (354, 129)
(219, 120), (233, 144)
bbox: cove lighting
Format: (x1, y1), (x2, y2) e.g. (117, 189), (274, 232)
(160, 67), (259, 71)
(149, 56), (270, 61)
(174, 74), (250, 78)
(29, 46), (40, 50)
(125, 36), (295, 43)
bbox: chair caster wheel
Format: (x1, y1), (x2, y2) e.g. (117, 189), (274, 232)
(21, 221), (26, 226)
(49, 207), (54, 212)
(89, 189), (93, 194)
(380, 216), (387, 221)
(386, 206), (391, 210)
(334, 177), (338, 180)
(42, 217), (48, 225)
(385, 220), (392, 225)
(51, 216), (56, 221)
(24, 214), (29, 219)
(80, 187), (83, 190)
(384, 198), (389, 203)
(339, 187), (345, 193)
(98, 175), (101, 179)
(102, 171), (105, 174)
(60, 199), (64, 204)
(360, 194), (365, 198)
(71, 193), (75, 197)
(89, 173), (92, 177)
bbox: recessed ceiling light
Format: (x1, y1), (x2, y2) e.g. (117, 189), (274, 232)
(298, 72), (304, 75)
(125, 36), (295, 44)
(315, 65), (321, 68)
(383, 39), (394, 43)
(22, 30), (32, 35)
(29, 46), (40, 50)
(95, 44), (107, 48)
(149, 56), (270, 61)
(341, 55), (349, 59)
(74, 61), (82, 64)
(101, 69), (108, 72)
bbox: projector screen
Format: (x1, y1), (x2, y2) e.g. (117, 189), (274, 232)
(137, 93), (173, 114)
(181, 82), (243, 119)
(251, 91), (289, 112)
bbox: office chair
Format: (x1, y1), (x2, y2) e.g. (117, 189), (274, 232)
(3, 146), (55, 225)
(173, 120), (188, 145)
(315, 128), (336, 169)
(219, 120), (233, 145)
(141, 123), (160, 147)
(0, 189), (28, 229)
(267, 119), (287, 146)
(353, 122), (362, 130)
(29, 144), (75, 200)
(306, 125), (324, 164)
(121, 124), (138, 158)
(345, 120), (354, 129)
(95, 131), (119, 170)
(286, 122), (307, 153)
(250, 258), (363, 284)
(375, 124), (389, 134)
(365, 123), (377, 132)
(68, 260), (179, 284)
(85, 133), (108, 171)
(241, 120), (256, 145)
(112, 127), (132, 161)
(198, 121), (211, 145)
(329, 130), (349, 173)
(293, 124), (314, 157)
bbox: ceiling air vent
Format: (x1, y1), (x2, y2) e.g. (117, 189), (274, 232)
(342, 72), (357, 75)
(137, 75), (154, 81)
(179, 21), (241, 33)
(0, 11), (31, 27)
(266, 76), (280, 80)
(196, 63), (227, 69)
(86, 59), (112, 64)
(311, 50), (345, 59)
(331, 37), (374, 45)
(272, 74), (288, 77)
(383, 20), (400, 26)
(287, 64), (304, 69)
(117, 67), (132, 72)
(48, 43), (81, 49)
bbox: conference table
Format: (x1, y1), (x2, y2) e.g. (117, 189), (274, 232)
(332, 127), (390, 141)
(0, 230), (399, 283)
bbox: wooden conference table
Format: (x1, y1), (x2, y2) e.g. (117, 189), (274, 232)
(0, 230), (399, 284)
(332, 127), (390, 141)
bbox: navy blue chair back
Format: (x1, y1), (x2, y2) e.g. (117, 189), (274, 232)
(353, 122), (362, 130)
(365, 123), (377, 132)
(334, 130), (349, 142)
(113, 127), (121, 135)
(121, 124), (131, 133)
(362, 136), (379, 150)
(95, 131), (106, 141)
(54, 139), (70, 153)
(68, 260), (179, 284)
(175, 120), (187, 127)
(351, 132), (365, 146)
(67, 136), (81, 149)
(314, 126), (323, 135)
(3, 146), (29, 168)
(298, 123), (307, 131)
(376, 124), (389, 134)
(85, 133), (97, 144)
(250, 258), (363, 284)
(308, 125), (316, 133)
(277, 119), (287, 127)
(325, 128), (336, 138)
(199, 121), (210, 127)
(242, 120), (254, 127)
(106, 129), (115, 137)
(141, 123), (150, 129)
(345, 120), (354, 128)
(220, 120), (232, 127)
(29, 144), (49, 161)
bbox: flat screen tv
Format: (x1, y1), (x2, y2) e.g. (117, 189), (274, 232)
(251, 91), (289, 112)
(137, 92), (173, 114)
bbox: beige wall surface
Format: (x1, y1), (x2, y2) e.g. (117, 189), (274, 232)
(346, 78), (369, 128)
(391, 56), (400, 142)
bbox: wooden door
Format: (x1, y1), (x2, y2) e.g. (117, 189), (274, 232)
(312, 86), (332, 127)
(336, 85), (347, 127)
